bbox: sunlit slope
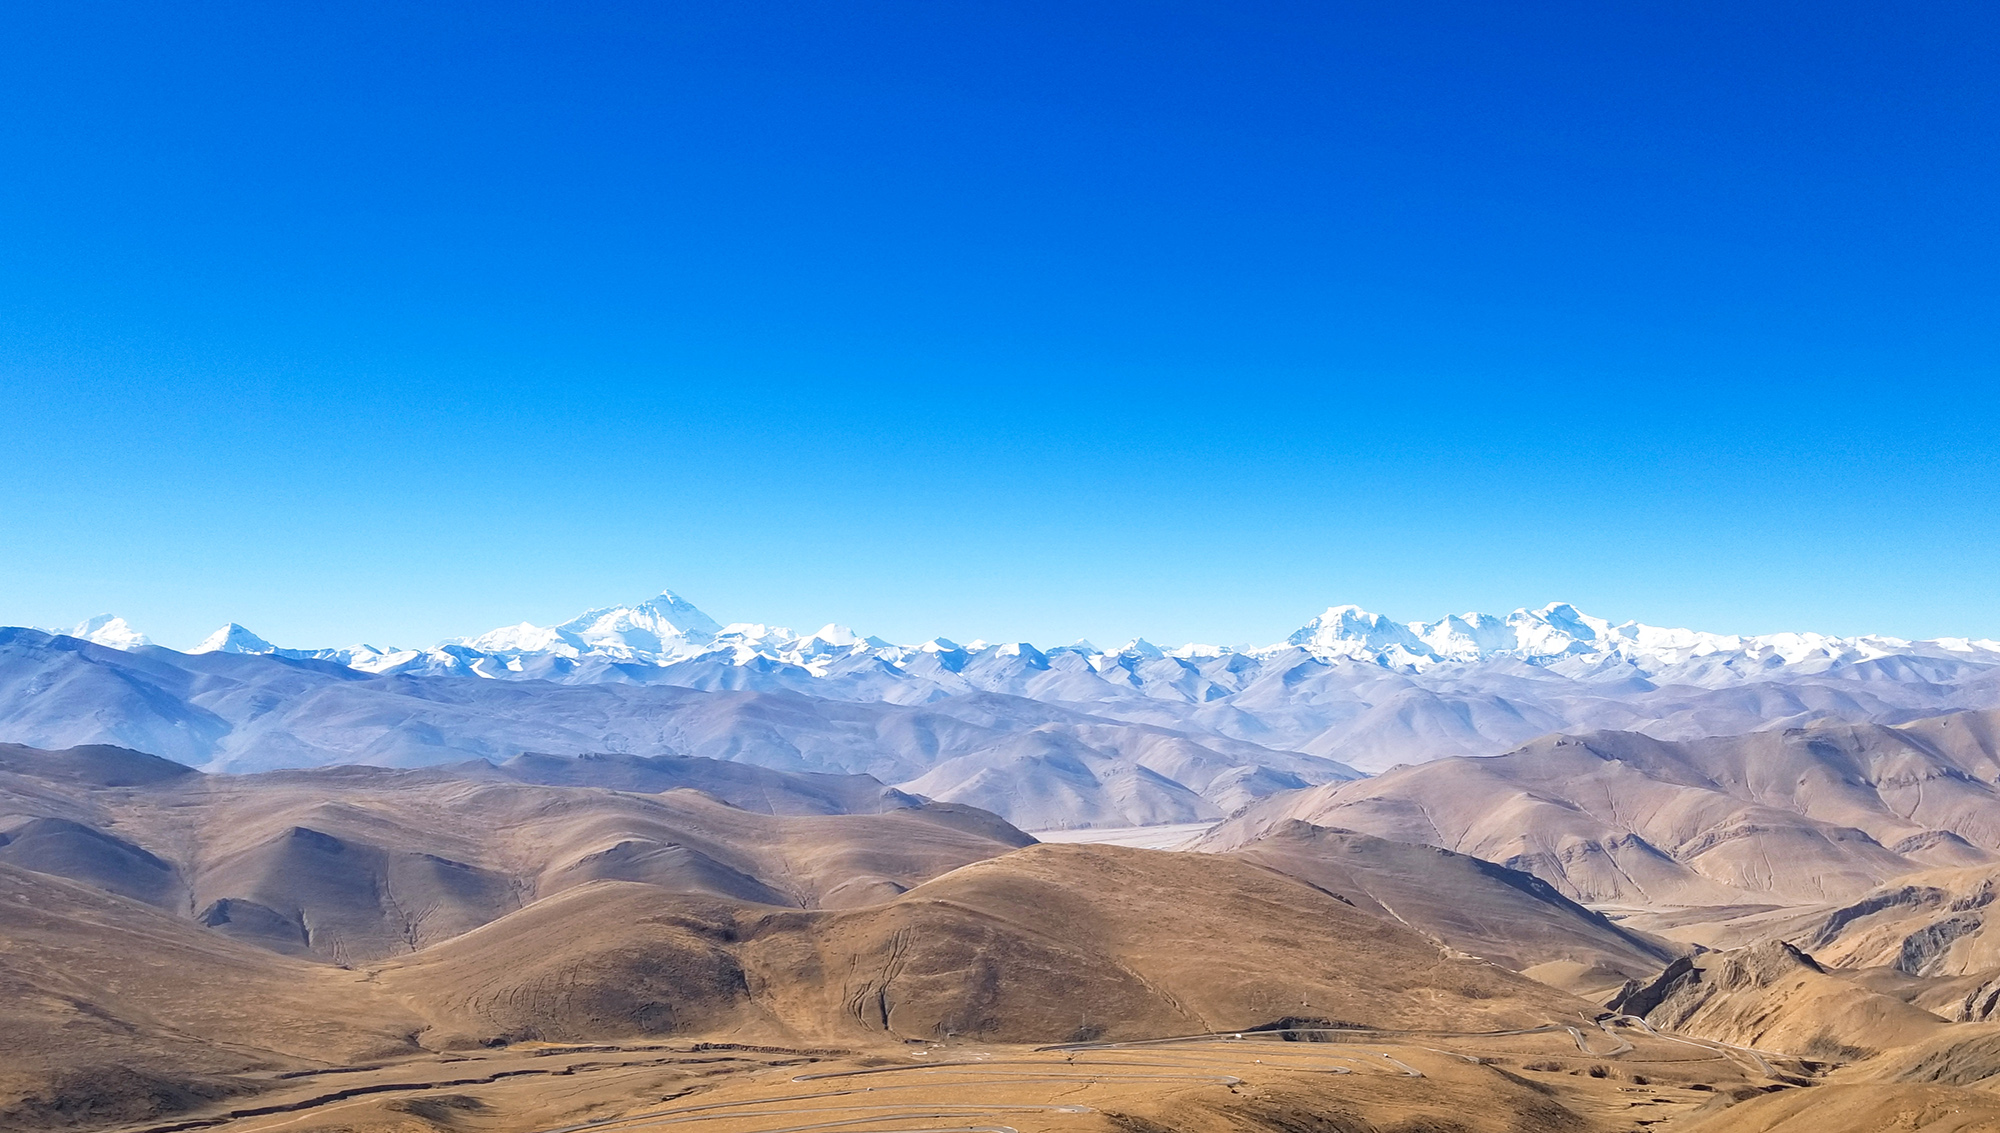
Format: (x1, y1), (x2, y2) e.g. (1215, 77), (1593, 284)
(383, 842), (1589, 1048)
(1234, 711), (2000, 905)
(0, 863), (422, 1129)
(1200, 818), (1683, 990)
(0, 746), (1033, 963)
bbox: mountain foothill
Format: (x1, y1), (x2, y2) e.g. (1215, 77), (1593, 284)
(9, 594), (2000, 1132)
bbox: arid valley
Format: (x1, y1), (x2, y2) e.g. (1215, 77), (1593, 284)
(13, 619), (2000, 1133)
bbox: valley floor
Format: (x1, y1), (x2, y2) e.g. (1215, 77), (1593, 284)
(89, 1021), (1852, 1133)
(1026, 821), (1219, 849)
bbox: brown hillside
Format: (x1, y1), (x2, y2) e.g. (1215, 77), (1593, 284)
(1232, 711), (2000, 906)
(1200, 818), (1683, 992)
(382, 843), (1591, 1048)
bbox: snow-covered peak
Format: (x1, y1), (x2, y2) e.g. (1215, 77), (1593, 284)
(191, 623), (279, 655)
(1278, 601), (1726, 669)
(1288, 605), (1431, 658)
(1502, 602), (1618, 659)
(465, 621), (578, 656)
(1261, 599), (1999, 676)
(65, 615), (151, 650)
(428, 593), (2000, 682)
(454, 591), (726, 662)
(1413, 612), (1515, 661)
(554, 590), (722, 655)
(1114, 638), (1166, 660)
(35, 588), (1998, 697)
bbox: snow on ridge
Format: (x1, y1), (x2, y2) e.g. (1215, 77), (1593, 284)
(191, 623), (279, 655)
(22, 590), (2000, 686)
(407, 594), (2000, 681)
(64, 615), (152, 650)
(1267, 600), (1960, 674)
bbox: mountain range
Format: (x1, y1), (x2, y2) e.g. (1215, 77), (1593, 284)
(71, 589), (2000, 681)
(19, 591), (2000, 806)
(18, 594), (2000, 1131)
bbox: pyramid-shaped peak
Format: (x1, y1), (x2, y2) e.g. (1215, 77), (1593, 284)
(192, 623), (278, 655)
(635, 589), (723, 634)
(554, 588), (723, 647)
(809, 623), (862, 645)
(1521, 602), (1613, 637)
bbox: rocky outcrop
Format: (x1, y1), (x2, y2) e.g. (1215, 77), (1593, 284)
(1607, 941), (1945, 1062)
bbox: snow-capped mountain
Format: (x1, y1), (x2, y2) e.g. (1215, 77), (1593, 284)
(1286, 601), (1961, 673)
(188, 621), (411, 672)
(192, 623), (281, 655)
(47, 590), (2000, 686)
(53, 614), (152, 650)
(338, 593), (2000, 682)
(15, 591), (2000, 804)
(465, 590), (724, 660)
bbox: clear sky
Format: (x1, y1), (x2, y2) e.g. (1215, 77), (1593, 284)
(2, 1), (1996, 650)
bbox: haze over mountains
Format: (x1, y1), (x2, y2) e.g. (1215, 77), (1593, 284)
(16, 590), (2000, 832)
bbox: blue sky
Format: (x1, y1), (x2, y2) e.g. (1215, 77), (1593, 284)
(2, 1), (1996, 649)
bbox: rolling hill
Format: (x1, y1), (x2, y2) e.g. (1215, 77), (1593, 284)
(1227, 709), (2000, 907)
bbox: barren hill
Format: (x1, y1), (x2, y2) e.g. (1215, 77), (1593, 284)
(15, 734), (2000, 1133)
(1231, 709), (2000, 906)
(1, 763), (1638, 1133)
(0, 744), (1034, 963)
(1610, 939), (1950, 1061)
(1198, 819), (1683, 993)
(377, 841), (1590, 1047)
(0, 863), (423, 1130)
